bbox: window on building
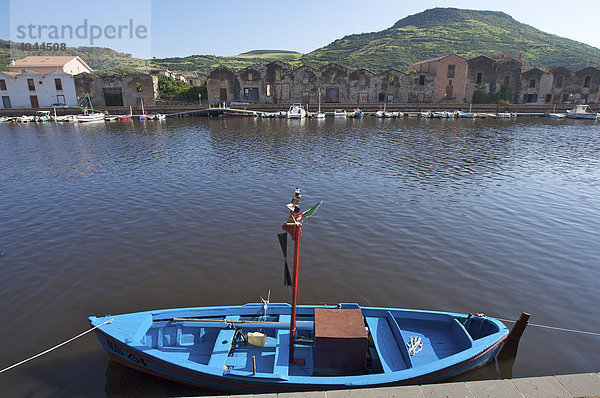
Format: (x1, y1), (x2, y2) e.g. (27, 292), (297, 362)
(266, 84), (272, 97)
(584, 76), (591, 88)
(56, 94), (65, 105)
(275, 71), (281, 81)
(136, 81), (142, 92)
(2, 96), (11, 109)
(0, 79), (6, 90)
(419, 75), (425, 85)
(545, 94), (552, 103)
(219, 72), (224, 81)
(27, 79), (35, 91)
(504, 75), (510, 85)
(529, 79), (536, 88)
(562, 93), (569, 103)
(248, 73), (253, 82)
(448, 79), (453, 86)
(476, 72), (482, 84)
(447, 65), (455, 78)
(54, 78), (62, 91)
(556, 75), (563, 88)
(302, 75), (308, 84)
(83, 83), (90, 93)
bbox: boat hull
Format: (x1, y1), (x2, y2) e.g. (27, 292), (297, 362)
(76, 114), (105, 122)
(90, 304), (508, 394)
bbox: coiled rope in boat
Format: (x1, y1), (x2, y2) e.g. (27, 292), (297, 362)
(0, 318), (113, 374)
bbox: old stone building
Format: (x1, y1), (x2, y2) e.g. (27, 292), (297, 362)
(238, 66), (263, 103)
(207, 66), (238, 104)
(519, 66), (600, 104)
(348, 68), (377, 104)
(74, 72), (157, 107)
(291, 65), (320, 105)
(573, 67), (600, 104)
(264, 61), (294, 104)
(405, 71), (436, 103)
(319, 63), (349, 103)
(466, 56), (522, 103)
(548, 66), (574, 103)
(520, 68), (553, 103)
(409, 54), (468, 103)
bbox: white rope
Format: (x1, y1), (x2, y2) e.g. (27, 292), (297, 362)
(494, 317), (600, 337)
(0, 318), (113, 374)
(406, 335), (423, 355)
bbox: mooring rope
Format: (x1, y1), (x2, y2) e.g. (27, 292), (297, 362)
(494, 317), (600, 337)
(0, 318), (113, 374)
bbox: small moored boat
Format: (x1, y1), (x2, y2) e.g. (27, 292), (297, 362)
(333, 109), (347, 118)
(118, 107), (133, 121)
(76, 111), (105, 123)
(566, 104), (598, 119)
(287, 104), (306, 119)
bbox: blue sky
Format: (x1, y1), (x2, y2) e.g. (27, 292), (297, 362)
(1, 0), (600, 59)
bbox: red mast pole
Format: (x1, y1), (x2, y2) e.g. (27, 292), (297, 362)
(288, 224), (302, 364)
(282, 188), (305, 365)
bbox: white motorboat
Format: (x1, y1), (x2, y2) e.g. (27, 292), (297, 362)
(287, 104), (306, 119)
(547, 113), (566, 119)
(457, 111), (476, 118)
(566, 105), (598, 119)
(76, 112), (105, 123)
(495, 112), (517, 119)
(333, 109), (347, 118)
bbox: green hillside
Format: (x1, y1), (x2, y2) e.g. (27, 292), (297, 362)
(150, 51), (302, 76)
(301, 8), (600, 71)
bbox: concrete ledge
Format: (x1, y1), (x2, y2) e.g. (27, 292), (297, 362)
(204, 373), (600, 398)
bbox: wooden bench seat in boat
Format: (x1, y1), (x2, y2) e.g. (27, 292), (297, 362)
(207, 316), (239, 369)
(364, 313), (411, 372)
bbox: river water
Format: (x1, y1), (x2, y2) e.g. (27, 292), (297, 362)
(0, 116), (599, 396)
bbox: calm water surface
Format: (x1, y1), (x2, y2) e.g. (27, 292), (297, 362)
(0, 117), (599, 396)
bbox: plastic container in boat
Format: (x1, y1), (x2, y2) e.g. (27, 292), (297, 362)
(247, 332), (267, 347)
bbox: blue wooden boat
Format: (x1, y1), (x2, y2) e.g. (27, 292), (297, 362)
(89, 190), (509, 393)
(89, 304), (508, 393)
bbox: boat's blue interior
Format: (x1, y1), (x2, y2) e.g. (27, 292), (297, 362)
(132, 305), (500, 378)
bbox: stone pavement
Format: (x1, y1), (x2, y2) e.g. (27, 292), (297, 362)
(204, 373), (600, 398)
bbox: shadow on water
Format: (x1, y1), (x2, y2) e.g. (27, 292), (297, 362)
(102, 357), (515, 396)
(104, 361), (219, 397)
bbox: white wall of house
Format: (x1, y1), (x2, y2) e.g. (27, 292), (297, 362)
(0, 71), (77, 109)
(63, 58), (93, 75)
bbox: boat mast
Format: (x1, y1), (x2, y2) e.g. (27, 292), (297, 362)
(282, 189), (302, 364)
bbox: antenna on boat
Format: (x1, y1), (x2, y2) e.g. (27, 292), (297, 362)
(280, 188), (322, 365)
